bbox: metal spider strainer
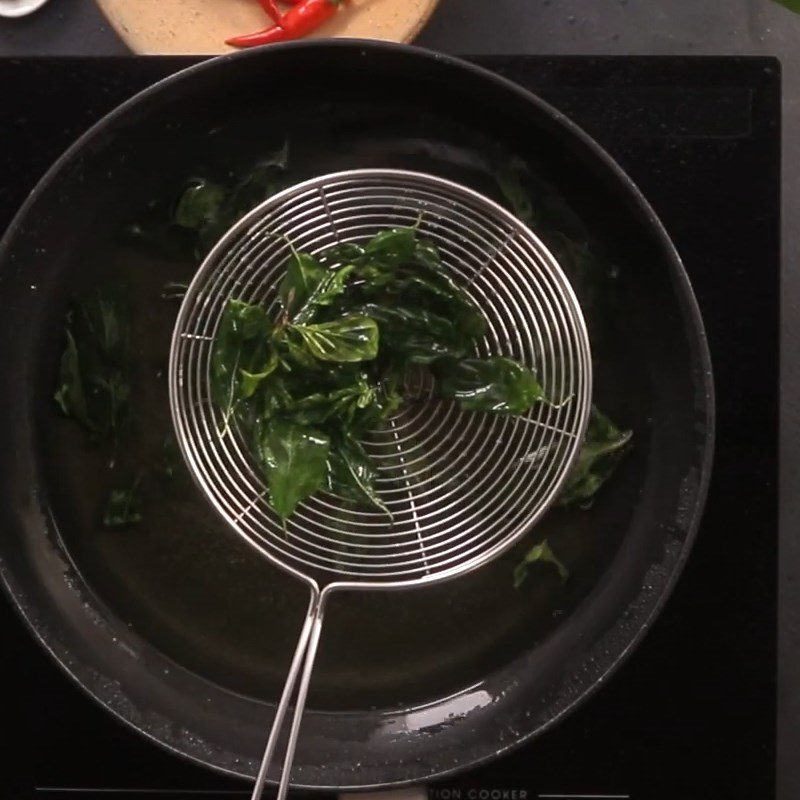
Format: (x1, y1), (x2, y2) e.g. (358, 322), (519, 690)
(168, 169), (592, 800)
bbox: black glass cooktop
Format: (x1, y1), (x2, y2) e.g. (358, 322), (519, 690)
(0, 56), (779, 800)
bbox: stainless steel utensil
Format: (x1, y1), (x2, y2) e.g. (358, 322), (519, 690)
(0, 0), (49, 19)
(169, 169), (592, 800)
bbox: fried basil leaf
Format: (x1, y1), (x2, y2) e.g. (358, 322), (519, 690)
(289, 315), (379, 363)
(287, 375), (377, 427)
(513, 539), (568, 589)
(434, 357), (544, 414)
(363, 226), (418, 265)
(254, 419), (330, 520)
(53, 289), (131, 443)
(195, 143), (289, 255)
(351, 304), (466, 364)
(559, 406), (632, 508)
(279, 252), (327, 316)
(126, 144), (288, 259)
(210, 299), (273, 424)
(173, 178), (226, 230)
(54, 329), (90, 427)
(495, 154), (535, 225)
(103, 482), (143, 528)
(326, 435), (389, 515)
(293, 264), (355, 324)
(203, 225), (632, 523)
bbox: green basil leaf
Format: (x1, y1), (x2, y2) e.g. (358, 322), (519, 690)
(90, 371), (131, 433)
(293, 264), (356, 324)
(434, 357), (544, 414)
(351, 304), (466, 364)
(255, 419), (330, 520)
(365, 272), (486, 340)
(318, 242), (366, 267)
(317, 229), (483, 340)
(364, 227), (417, 263)
(157, 434), (182, 480)
(495, 155), (535, 225)
(227, 142), (288, 209)
(454, 305), (487, 339)
(54, 329), (91, 428)
(346, 375), (404, 436)
(211, 299), (273, 421)
(559, 406), (632, 508)
(326, 435), (390, 515)
(513, 539), (568, 589)
(103, 482), (143, 528)
(240, 349), (279, 399)
(353, 228), (447, 286)
(292, 371), (400, 437)
(278, 252), (327, 316)
(286, 373), (378, 427)
(129, 146), (288, 260)
(282, 336), (322, 370)
(174, 178), (226, 230)
(54, 290), (131, 442)
(285, 392), (334, 425)
(196, 143), (289, 255)
(70, 289), (130, 366)
(412, 237), (449, 276)
(259, 376), (294, 421)
(290, 315), (379, 363)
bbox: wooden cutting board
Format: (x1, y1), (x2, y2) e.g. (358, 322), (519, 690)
(94, 0), (439, 55)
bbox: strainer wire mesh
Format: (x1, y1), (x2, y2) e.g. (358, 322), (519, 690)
(170, 170), (591, 587)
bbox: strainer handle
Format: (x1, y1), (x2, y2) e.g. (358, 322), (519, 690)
(250, 587), (326, 800)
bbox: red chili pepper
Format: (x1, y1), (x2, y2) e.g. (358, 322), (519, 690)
(228, 0), (341, 48)
(256, 0), (304, 26)
(257, 0), (284, 25)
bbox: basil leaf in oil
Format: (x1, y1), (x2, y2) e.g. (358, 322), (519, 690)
(126, 144), (288, 260)
(103, 481), (143, 528)
(294, 265), (356, 324)
(204, 223), (632, 523)
(356, 270), (486, 341)
(54, 329), (90, 427)
(254, 419), (330, 520)
(195, 143), (289, 255)
(559, 406), (632, 508)
(289, 315), (379, 363)
(318, 242), (366, 267)
(279, 252), (327, 316)
(495, 154), (535, 225)
(54, 289), (131, 444)
(240, 349), (280, 399)
(210, 299), (273, 427)
(346, 375), (404, 437)
(351, 304), (466, 364)
(287, 376), (377, 427)
(513, 539), (568, 589)
(174, 178), (226, 230)
(326, 434), (389, 515)
(434, 357), (544, 415)
(363, 226), (418, 265)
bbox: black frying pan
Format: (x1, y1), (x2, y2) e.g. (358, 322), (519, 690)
(0, 42), (713, 790)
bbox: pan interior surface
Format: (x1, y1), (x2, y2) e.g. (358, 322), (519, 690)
(0, 43), (712, 787)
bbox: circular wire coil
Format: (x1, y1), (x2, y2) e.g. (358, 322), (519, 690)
(169, 169), (592, 588)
